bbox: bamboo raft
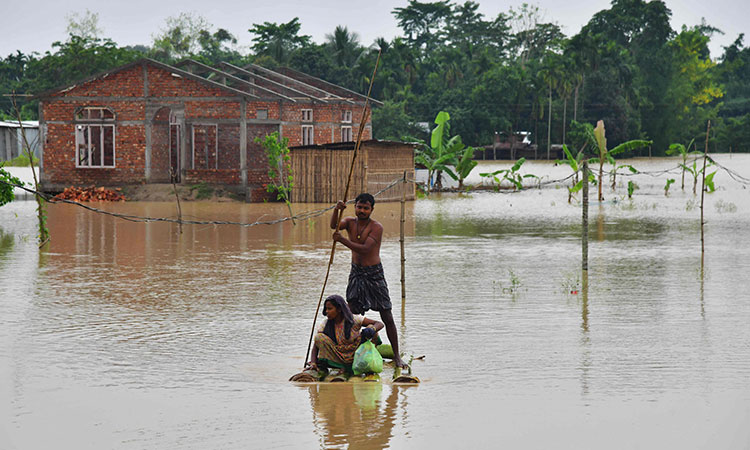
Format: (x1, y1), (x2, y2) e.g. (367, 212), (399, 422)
(289, 344), (421, 384)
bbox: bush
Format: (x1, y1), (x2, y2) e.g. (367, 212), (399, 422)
(3, 154), (39, 167)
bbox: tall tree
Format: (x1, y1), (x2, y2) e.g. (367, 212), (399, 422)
(325, 26), (363, 68)
(151, 12), (211, 61)
(392, 0), (452, 53)
(248, 17), (311, 64)
(66, 9), (103, 43)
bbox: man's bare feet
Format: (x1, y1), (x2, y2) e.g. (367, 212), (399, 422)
(393, 356), (409, 369)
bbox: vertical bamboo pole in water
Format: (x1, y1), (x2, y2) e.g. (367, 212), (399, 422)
(582, 161), (589, 275)
(700, 120), (710, 260)
(171, 168), (183, 235)
(400, 171), (407, 308)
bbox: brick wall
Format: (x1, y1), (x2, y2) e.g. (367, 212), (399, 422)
(218, 124), (240, 170)
(50, 65), (144, 97)
(147, 66), (228, 98)
(43, 100), (145, 123)
(151, 107), (171, 182)
(185, 101), (241, 120)
(43, 122), (148, 187)
(246, 101), (280, 120)
(184, 169), (240, 185)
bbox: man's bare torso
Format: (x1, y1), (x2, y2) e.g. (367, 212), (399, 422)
(342, 217), (383, 266)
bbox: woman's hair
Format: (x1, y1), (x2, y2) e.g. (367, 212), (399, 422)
(322, 294), (355, 344)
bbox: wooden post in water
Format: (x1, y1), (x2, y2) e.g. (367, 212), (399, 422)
(400, 171), (407, 308)
(582, 160), (589, 278)
(171, 168), (183, 235)
(700, 120), (710, 260)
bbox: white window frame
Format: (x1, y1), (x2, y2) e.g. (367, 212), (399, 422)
(301, 109), (313, 122)
(74, 107), (116, 168)
(302, 125), (314, 145)
(342, 110), (352, 123)
(341, 126), (353, 142)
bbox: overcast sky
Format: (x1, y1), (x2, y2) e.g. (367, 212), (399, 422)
(3, 0), (748, 59)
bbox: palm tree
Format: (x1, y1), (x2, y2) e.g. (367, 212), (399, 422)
(539, 53), (564, 159)
(325, 25), (363, 68)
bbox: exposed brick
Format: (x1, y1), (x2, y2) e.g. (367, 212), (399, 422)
(40, 60), (373, 200)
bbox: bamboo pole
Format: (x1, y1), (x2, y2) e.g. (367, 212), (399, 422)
(700, 120), (710, 260)
(303, 50), (381, 367)
(400, 171), (406, 310)
(582, 160), (589, 275)
(170, 168), (183, 235)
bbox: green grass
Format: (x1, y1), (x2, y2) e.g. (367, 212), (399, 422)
(190, 182), (214, 200)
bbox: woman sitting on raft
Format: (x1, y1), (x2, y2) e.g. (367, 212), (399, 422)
(306, 294), (384, 373)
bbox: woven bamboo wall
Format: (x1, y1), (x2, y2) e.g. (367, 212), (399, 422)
(290, 141), (415, 204)
(290, 148), (366, 203)
(364, 142), (415, 202)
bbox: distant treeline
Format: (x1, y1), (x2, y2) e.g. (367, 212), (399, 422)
(2, 0), (750, 154)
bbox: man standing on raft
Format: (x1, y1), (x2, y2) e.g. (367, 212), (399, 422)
(331, 193), (409, 369)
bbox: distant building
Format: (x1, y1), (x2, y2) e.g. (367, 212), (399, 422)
(475, 131), (552, 160)
(35, 58), (384, 201)
(0, 120), (40, 162)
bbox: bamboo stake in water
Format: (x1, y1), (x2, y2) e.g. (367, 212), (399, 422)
(700, 120), (710, 260)
(170, 168), (183, 235)
(582, 160), (589, 275)
(400, 171), (406, 307)
(303, 50), (381, 367)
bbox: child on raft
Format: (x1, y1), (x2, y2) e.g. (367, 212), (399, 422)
(306, 294), (384, 373)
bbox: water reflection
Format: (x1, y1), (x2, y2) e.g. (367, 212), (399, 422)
(0, 226), (14, 265)
(305, 384), (411, 450)
(2, 156), (750, 448)
(580, 271), (591, 397)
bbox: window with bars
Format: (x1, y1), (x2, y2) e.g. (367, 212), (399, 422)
(301, 109), (313, 122)
(341, 126), (353, 142)
(75, 107), (116, 168)
(302, 125), (314, 145)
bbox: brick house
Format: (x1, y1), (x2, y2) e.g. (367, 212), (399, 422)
(36, 58), (376, 200)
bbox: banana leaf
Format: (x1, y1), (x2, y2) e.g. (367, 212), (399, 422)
(289, 367), (328, 382)
(705, 171), (717, 192)
(609, 139), (652, 156)
(324, 369), (351, 383)
(392, 366), (420, 384)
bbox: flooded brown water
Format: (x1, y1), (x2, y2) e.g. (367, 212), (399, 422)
(2, 155), (750, 449)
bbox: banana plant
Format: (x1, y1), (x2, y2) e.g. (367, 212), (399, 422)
(591, 120), (651, 201)
(666, 138), (698, 190)
(682, 158), (717, 195)
(627, 180), (636, 198)
(479, 157), (536, 191)
(453, 145), (478, 190)
(664, 178), (676, 196)
(415, 111), (462, 191)
(609, 163), (638, 190)
(557, 144), (585, 203)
